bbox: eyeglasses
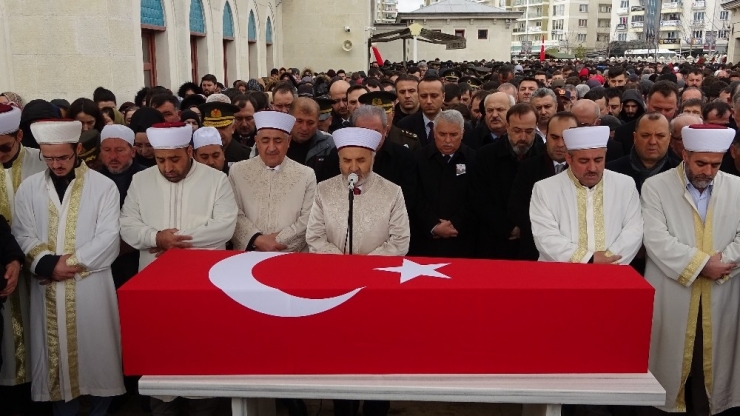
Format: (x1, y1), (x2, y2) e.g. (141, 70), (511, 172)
(40, 153), (75, 163)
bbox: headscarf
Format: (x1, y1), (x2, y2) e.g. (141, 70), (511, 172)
(180, 109), (202, 128)
(1, 92), (24, 109)
(247, 79), (264, 92)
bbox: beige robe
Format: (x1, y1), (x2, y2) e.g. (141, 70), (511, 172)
(229, 157), (316, 252)
(642, 164), (740, 414)
(0, 146), (47, 386)
(306, 172), (409, 256)
(120, 161), (238, 271)
(12, 163), (124, 401)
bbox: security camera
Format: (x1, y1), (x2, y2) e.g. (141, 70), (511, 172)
(344, 26), (351, 33)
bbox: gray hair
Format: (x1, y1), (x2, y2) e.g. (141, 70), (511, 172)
(670, 113), (703, 134)
(350, 105), (388, 129)
(575, 84), (590, 99)
(484, 92), (515, 107)
(435, 109), (465, 131)
(531, 88), (557, 102)
(732, 90), (740, 108)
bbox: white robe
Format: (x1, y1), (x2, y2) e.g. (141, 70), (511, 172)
(12, 163), (124, 402)
(120, 161), (237, 271)
(229, 157), (316, 252)
(306, 172), (410, 256)
(642, 164), (740, 414)
(0, 146), (46, 386)
(530, 168), (643, 264)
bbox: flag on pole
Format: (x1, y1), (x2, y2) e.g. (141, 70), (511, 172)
(540, 35), (545, 62)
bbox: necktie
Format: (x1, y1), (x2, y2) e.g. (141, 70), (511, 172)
(442, 154), (452, 164)
(427, 121), (435, 144)
(555, 163), (565, 174)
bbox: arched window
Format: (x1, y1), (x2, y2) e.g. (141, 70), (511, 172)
(141, 0), (166, 87)
(248, 10), (258, 77)
(189, 0), (206, 82)
(265, 17), (274, 72)
(223, 2), (235, 85)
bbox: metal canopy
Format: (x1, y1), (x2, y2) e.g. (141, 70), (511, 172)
(370, 23), (466, 50)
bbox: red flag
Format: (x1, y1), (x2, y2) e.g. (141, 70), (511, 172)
(372, 46), (384, 66)
(540, 35), (546, 62)
(119, 250), (653, 376)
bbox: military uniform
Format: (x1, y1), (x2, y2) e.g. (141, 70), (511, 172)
(386, 125), (420, 152)
(359, 91), (421, 151)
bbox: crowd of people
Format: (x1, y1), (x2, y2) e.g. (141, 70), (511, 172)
(1, 56), (740, 416)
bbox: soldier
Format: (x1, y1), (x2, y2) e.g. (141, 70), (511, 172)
(359, 91), (420, 151)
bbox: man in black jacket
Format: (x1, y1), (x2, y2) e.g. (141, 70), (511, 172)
(471, 103), (545, 259)
(397, 76), (446, 147)
(463, 92), (514, 150)
(411, 109), (475, 258)
(508, 112), (577, 260)
(613, 80), (678, 154)
(606, 112), (679, 275)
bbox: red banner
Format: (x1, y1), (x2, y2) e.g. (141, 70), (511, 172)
(119, 250), (654, 375)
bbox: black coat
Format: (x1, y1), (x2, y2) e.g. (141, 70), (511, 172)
(470, 135), (545, 259)
(463, 122), (500, 150)
(392, 103), (418, 128)
(329, 110), (349, 133)
(605, 139), (625, 162)
(606, 154), (680, 194)
(613, 119), (637, 155)
(397, 112), (431, 147)
(507, 153), (560, 261)
(411, 144), (476, 258)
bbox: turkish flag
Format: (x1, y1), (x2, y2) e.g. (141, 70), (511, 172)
(540, 35), (545, 62)
(118, 250), (653, 376)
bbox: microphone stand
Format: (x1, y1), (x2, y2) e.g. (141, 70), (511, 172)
(347, 187), (354, 255)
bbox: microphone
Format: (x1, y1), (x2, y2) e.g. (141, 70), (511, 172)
(347, 173), (358, 190)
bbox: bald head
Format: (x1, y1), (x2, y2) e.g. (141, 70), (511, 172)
(572, 100), (600, 126)
(330, 80), (351, 117)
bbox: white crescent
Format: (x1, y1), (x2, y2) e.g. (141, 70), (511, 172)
(209, 251), (363, 318)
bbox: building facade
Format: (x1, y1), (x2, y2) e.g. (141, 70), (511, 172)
(376, 0), (400, 23)
(722, 0), (740, 61)
(503, 0), (613, 56)
(375, 0), (520, 62)
(0, 0), (375, 105)
(611, 0), (730, 54)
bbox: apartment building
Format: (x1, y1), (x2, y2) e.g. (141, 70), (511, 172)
(376, 0), (400, 23)
(610, 0), (730, 54)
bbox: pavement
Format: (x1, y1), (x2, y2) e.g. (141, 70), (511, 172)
(114, 396), (523, 416)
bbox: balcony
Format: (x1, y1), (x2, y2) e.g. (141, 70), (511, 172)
(661, 2), (682, 11)
(617, 7), (629, 14)
(527, 12), (544, 18)
(382, 0), (397, 4)
(630, 21), (644, 31)
(597, 27), (611, 33)
(660, 19), (681, 28)
(529, 26), (544, 33)
(616, 23), (627, 30)
(659, 38), (680, 44)
(692, 19), (705, 26)
(692, 1), (705, 8)
(551, 29), (564, 34)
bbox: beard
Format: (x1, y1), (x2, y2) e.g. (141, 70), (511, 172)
(512, 140), (533, 156)
(687, 169), (713, 190)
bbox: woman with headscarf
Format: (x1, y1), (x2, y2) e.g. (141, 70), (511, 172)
(246, 79), (263, 92)
(0, 92), (23, 109)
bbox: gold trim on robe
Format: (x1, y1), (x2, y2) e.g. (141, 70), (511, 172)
(44, 162), (88, 401)
(566, 168), (606, 262)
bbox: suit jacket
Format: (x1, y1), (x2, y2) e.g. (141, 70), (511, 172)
(411, 143), (476, 258)
(463, 122), (503, 150)
(507, 153), (561, 261)
(397, 111), (431, 147)
(606, 154), (680, 194)
(471, 135), (545, 259)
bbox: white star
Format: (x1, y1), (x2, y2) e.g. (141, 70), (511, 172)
(375, 259), (451, 283)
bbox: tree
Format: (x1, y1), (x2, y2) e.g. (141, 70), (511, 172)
(575, 45), (586, 59)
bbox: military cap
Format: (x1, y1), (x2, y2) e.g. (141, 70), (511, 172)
(441, 68), (461, 82)
(198, 102), (240, 128)
(358, 91), (397, 114)
(458, 76), (483, 89)
(313, 96), (336, 121)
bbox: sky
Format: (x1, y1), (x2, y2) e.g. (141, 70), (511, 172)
(397, 0), (425, 12)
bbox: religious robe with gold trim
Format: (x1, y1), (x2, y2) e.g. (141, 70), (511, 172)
(306, 172), (410, 256)
(0, 145), (46, 386)
(530, 168), (643, 264)
(642, 164), (740, 414)
(229, 157), (316, 252)
(120, 161), (237, 271)
(11, 163), (124, 402)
